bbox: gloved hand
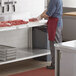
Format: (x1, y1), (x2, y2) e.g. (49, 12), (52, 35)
(36, 15), (42, 21)
(29, 15), (42, 22)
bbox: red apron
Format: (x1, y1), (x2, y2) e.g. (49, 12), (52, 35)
(47, 17), (58, 41)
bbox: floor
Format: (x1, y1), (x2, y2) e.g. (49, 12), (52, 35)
(0, 59), (51, 76)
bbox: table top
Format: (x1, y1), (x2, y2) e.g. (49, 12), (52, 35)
(0, 20), (47, 31)
(55, 40), (76, 52)
(63, 12), (76, 16)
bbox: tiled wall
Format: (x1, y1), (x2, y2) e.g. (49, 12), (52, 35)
(11, 0), (45, 20)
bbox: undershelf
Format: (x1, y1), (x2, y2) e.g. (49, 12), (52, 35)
(0, 48), (50, 65)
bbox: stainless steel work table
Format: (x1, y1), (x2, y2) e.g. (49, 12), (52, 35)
(0, 20), (51, 65)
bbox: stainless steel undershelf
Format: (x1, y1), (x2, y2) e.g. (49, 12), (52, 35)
(0, 49), (50, 65)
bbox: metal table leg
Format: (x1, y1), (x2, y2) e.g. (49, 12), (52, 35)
(55, 50), (60, 76)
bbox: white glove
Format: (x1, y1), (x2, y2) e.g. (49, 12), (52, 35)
(37, 15), (42, 21)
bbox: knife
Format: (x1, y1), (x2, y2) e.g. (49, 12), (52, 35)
(9, 0), (16, 12)
(1, 0), (5, 13)
(4, 0), (10, 12)
(12, 0), (16, 12)
(7, 0), (9, 11)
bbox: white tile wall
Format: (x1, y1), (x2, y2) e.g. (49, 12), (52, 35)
(12, 0), (45, 20)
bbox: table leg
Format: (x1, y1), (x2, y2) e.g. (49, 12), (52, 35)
(55, 50), (60, 76)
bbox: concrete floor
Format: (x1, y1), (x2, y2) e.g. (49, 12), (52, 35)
(0, 59), (50, 76)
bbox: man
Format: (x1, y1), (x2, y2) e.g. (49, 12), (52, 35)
(37, 0), (63, 69)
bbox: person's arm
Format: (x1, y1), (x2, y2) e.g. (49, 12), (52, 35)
(37, 0), (56, 20)
(46, 0), (56, 16)
(37, 0), (57, 20)
(40, 9), (49, 19)
(29, 10), (49, 22)
(37, 9), (49, 20)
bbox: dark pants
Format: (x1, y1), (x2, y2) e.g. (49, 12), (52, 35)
(50, 26), (62, 66)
